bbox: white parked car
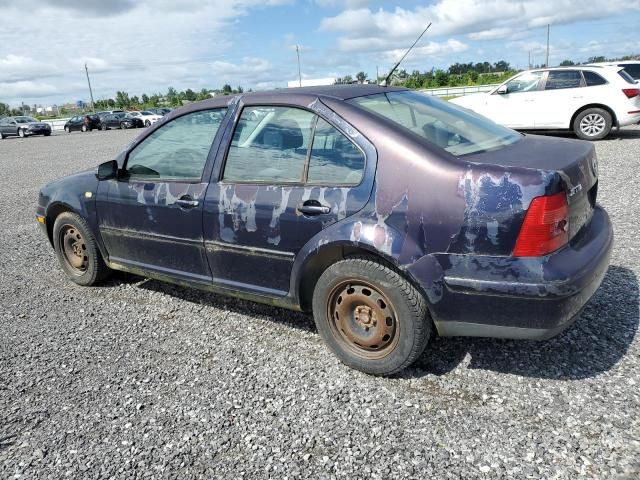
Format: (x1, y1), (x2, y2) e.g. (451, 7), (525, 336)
(451, 66), (640, 140)
(127, 111), (163, 127)
(588, 60), (640, 81)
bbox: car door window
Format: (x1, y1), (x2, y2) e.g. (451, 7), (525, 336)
(125, 108), (227, 180)
(583, 71), (607, 86)
(545, 70), (583, 90)
(504, 72), (543, 93)
(223, 106), (315, 183)
(307, 118), (365, 185)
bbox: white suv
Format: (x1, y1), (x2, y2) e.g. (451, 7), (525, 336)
(451, 66), (640, 140)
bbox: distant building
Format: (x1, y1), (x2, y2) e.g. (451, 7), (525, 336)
(287, 77), (336, 88)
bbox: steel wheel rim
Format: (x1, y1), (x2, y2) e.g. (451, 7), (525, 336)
(60, 224), (89, 274)
(327, 280), (399, 360)
(580, 113), (606, 137)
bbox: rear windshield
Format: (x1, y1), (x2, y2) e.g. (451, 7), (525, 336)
(349, 91), (521, 156)
(620, 64), (640, 80)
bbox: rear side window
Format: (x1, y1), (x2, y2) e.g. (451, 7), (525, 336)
(583, 71), (607, 86)
(223, 106), (365, 185)
(125, 109), (227, 180)
(618, 69), (638, 84)
(223, 106), (314, 183)
(307, 119), (365, 185)
(545, 70), (582, 90)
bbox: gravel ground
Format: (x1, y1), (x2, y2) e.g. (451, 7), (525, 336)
(1, 127), (639, 479)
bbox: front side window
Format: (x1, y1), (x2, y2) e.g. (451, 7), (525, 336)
(350, 91), (521, 156)
(545, 70), (582, 90)
(503, 71), (543, 94)
(125, 108), (227, 180)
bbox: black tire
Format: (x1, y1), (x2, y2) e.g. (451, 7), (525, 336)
(18, 128), (26, 138)
(81, 124), (88, 132)
(0, 132), (5, 139)
(312, 257), (431, 376)
(120, 122), (127, 129)
(44, 132), (51, 136)
(64, 126), (70, 133)
(573, 108), (612, 140)
(52, 212), (110, 286)
(145, 120), (151, 127)
(102, 124), (109, 131)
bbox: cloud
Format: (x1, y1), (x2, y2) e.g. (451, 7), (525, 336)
(0, 81), (61, 99)
(315, 0), (369, 7)
(320, 0), (640, 49)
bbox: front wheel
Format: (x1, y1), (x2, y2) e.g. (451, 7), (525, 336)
(573, 108), (612, 140)
(312, 257), (431, 376)
(18, 128), (26, 138)
(144, 120), (151, 127)
(52, 212), (110, 286)
(64, 126), (70, 133)
(81, 125), (88, 132)
(120, 123), (127, 129)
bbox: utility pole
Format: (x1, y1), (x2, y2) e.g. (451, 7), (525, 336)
(545, 24), (550, 67)
(528, 50), (531, 70)
(84, 63), (95, 112)
(295, 45), (302, 88)
(376, 65), (379, 83)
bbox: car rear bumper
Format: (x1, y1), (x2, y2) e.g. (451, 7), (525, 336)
(427, 206), (613, 339)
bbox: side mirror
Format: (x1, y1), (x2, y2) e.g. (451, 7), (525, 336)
(96, 160), (118, 180)
(497, 85), (508, 94)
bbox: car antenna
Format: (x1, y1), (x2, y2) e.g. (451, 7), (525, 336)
(382, 22), (432, 87)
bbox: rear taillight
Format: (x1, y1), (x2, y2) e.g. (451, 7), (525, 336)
(623, 88), (640, 98)
(513, 192), (569, 257)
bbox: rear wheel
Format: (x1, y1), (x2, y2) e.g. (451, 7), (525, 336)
(52, 212), (110, 286)
(312, 257), (431, 376)
(573, 108), (612, 140)
(81, 124), (88, 132)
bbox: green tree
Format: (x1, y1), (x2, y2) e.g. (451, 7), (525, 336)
(141, 94), (149, 104)
(222, 84), (232, 94)
(196, 88), (210, 101)
(356, 71), (368, 84)
(559, 59), (575, 66)
(115, 91), (130, 108)
(166, 87), (180, 106)
(184, 88), (196, 101)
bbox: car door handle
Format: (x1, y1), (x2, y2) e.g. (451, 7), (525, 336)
(298, 201), (331, 216)
(174, 196), (199, 209)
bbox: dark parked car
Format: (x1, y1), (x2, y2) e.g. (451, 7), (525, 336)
(37, 86), (613, 375)
(100, 112), (143, 130)
(0, 116), (51, 138)
(148, 107), (173, 116)
(64, 114), (101, 133)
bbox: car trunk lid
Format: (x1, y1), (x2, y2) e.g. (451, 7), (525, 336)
(462, 133), (598, 242)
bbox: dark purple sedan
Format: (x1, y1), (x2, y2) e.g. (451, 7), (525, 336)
(36, 85), (612, 375)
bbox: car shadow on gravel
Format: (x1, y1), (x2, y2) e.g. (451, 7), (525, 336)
(137, 279), (317, 333)
(409, 265), (639, 380)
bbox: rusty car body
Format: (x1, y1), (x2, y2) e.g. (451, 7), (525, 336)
(37, 85), (613, 375)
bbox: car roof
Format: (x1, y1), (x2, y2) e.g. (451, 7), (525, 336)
(244, 84), (406, 100)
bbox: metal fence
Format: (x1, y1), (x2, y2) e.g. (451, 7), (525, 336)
(41, 118), (71, 131)
(419, 84), (499, 98)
